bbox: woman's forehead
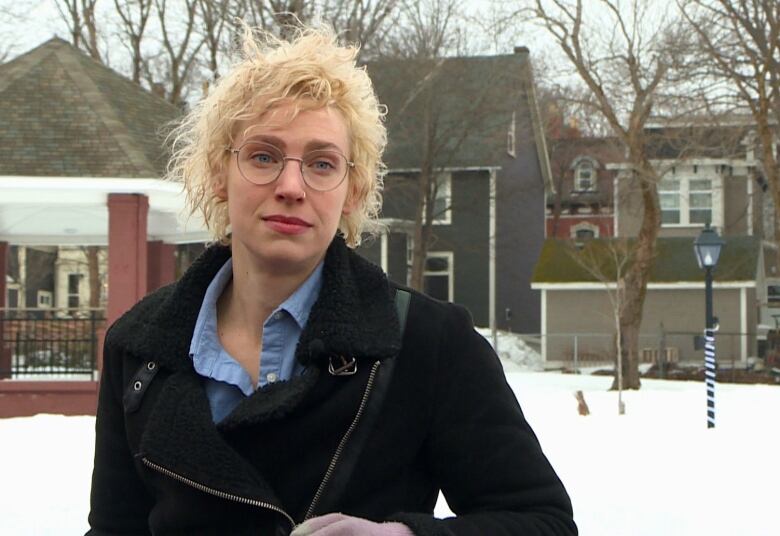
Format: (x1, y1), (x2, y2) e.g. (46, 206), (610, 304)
(234, 103), (350, 148)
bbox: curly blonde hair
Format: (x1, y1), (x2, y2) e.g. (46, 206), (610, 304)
(166, 24), (387, 247)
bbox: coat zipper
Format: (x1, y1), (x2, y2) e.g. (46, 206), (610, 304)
(303, 360), (381, 520)
(141, 457), (297, 531)
(141, 359), (381, 529)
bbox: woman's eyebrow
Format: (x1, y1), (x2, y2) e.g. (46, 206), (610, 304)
(240, 135), (344, 154)
(242, 133), (286, 148)
(304, 140), (344, 153)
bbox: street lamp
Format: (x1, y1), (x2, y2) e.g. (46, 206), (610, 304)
(693, 222), (724, 429)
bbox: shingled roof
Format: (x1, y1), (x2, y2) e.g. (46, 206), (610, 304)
(0, 38), (181, 178)
(532, 236), (760, 284)
(366, 50), (535, 170)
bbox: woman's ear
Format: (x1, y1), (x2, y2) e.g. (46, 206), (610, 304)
(213, 171), (228, 201)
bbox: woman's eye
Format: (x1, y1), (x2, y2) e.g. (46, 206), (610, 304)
(313, 160), (334, 170)
(251, 152), (275, 164)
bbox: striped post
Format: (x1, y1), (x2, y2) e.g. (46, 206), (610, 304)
(704, 328), (716, 428)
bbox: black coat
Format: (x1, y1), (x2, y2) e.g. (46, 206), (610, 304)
(87, 238), (576, 536)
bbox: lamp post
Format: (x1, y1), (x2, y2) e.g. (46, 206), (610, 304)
(693, 223), (724, 429)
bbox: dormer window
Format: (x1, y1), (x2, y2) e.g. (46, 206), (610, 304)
(574, 159), (597, 192)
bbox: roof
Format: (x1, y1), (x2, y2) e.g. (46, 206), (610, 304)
(644, 125), (749, 160)
(532, 236), (760, 284)
(0, 38), (182, 178)
(366, 51), (535, 170)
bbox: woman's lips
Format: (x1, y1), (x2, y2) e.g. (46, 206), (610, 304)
(262, 215), (312, 235)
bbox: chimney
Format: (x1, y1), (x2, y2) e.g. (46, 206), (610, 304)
(514, 46), (529, 55)
(152, 83), (166, 99)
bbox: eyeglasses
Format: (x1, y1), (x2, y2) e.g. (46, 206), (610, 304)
(228, 141), (354, 192)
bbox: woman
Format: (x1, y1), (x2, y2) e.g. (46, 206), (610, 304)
(87, 25), (577, 536)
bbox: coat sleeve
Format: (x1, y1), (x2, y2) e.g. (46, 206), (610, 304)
(86, 333), (153, 536)
(388, 304), (577, 536)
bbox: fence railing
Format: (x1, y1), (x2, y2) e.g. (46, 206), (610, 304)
(511, 331), (755, 372)
(0, 308), (106, 379)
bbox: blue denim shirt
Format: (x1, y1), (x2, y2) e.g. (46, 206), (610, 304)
(189, 257), (323, 423)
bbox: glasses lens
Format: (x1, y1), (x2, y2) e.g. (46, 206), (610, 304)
(237, 142), (284, 185)
(302, 150), (348, 191)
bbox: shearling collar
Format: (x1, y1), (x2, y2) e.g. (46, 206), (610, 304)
(109, 236), (402, 372)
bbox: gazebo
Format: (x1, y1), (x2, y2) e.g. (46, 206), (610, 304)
(0, 38), (209, 416)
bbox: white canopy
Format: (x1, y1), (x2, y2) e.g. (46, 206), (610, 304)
(0, 176), (210, 245)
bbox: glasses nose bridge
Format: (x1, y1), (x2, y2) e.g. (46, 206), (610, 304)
(275, 154), (307, 189)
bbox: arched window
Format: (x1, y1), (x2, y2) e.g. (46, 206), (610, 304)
(575, 160), (596, 191)
(571, 222), (599, 240)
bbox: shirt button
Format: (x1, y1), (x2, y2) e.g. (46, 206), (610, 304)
(273, 312), (283, 320)
(266, 372), (278, 383)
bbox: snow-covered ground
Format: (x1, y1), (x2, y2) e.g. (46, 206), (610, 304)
(2, 334), (779, 535)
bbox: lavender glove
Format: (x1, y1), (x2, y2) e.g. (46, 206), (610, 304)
(290, 513), (414, 536)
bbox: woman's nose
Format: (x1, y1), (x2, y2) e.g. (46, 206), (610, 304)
(274, 158), (306, 201)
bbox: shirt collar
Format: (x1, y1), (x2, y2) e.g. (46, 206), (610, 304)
(189, 257), (234, 357)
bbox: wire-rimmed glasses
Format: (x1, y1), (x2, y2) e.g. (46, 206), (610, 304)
(228, 141), (354, 192)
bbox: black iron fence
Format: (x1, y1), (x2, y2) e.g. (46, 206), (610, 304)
(0, 308), (106, 379)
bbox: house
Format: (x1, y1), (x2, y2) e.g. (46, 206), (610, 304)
(532, 118), (773, 365)
(357, 47), (552, 334)
(546, 136), (623, 239)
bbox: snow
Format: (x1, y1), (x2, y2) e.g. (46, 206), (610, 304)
(2, 366), (779, 534)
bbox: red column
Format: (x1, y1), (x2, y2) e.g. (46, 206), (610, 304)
(0, 241), (9, 378)
(107, 194), (148, 330)
(147, 241), (176, 292)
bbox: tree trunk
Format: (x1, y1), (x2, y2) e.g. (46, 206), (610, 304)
(610, 159), (660, 390)
(409, 169), (434, 291)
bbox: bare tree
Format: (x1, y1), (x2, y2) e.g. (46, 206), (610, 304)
(195, 0), (233, 82)
(147, 0), (205, 106)
(375, 0), (476, 291)
(528, 0), (691, 389)
(56, 0), (103, 61)
(679, 0), (780, 250)
(566, 238), (633, 412)
(115, 0), (154, 83)
(320, 0), (401, 60)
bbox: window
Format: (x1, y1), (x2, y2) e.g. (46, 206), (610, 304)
(423, 252), (453, 302)
(7, 287), (19, 308)
(659, 178), (681, 224)
(67, 273), (83, 309)
(575, 160), (596, 191)
(659, 176), (713, 226)
(689, 179), (712, 224)
(571, 222), (599, 240)
(768, 285), (780, 304)
(507, 111), (516, 157)
(424, 173), (452, 225)
(37, 290), (53, 308)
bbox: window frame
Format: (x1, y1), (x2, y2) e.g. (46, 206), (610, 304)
(659, 172), (718, 227)
(570, 221), (600, 239)
(424, 172), (452, 225)
(37, 290), (53, 309)
(574, 160), (597, 192)
(422, 251), (454, 302)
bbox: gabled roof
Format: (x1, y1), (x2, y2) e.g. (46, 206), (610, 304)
(532, 236), (760, 284)
(366, 50), (538, 171)
(0, 38), (181, 178)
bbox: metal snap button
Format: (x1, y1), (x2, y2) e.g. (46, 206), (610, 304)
(133, 380), (143, 391)
(146, 361), (156, 371)
(266, 372), (278, 383)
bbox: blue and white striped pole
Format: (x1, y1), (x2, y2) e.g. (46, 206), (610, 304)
(704, 328), (716, 428)
(704, 265), (715, 429)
